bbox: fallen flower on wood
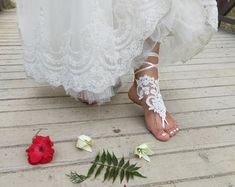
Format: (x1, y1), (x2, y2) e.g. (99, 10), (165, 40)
(76, 134), (93, 152)
(26, 128), (54, 165)
(134, 143), (154, 162)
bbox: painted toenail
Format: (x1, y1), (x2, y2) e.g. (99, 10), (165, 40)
(176, 128), (179, 131)
(162, 132), (167, 136)
(170, 131), (174, 135)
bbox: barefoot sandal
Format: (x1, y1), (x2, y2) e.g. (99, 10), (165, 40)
(135, 52), (169, 130)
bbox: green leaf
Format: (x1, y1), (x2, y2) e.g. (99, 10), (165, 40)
(107, 151), (112, 165)
(118, 157), (125, 167)
(94, 153), (100, 162)
(133, 166), (141, 171)
(66, 172), (87, 184)
(104, 166), (110, 181)
(120, 169), (125, 183)
(126, 171), (130, 182)
(112, 168), (120, 183)
(101, 150), (106, 163)
(112, 152), (118, 166)
(127, 164), (137, 171)
(123, 160), (130, 169)
(129, 172), (134, 179)
(109, 167), (116, 180)
(87, 163), (97, 177)
(132, 171), (147, 178)
(95, 165), (104, 178)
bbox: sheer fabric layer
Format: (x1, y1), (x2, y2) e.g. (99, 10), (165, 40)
(16, 0), (218, 104)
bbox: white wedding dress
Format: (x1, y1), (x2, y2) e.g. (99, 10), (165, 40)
(16, 0), (218, 104)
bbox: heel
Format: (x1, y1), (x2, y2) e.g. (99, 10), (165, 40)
(128, 84), (141, 106)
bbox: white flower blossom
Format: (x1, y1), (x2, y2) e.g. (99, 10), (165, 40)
(76, 135), (93, 152)
(134, 143), (154, 162)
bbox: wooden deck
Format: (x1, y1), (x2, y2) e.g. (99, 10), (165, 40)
(1, 9), (235, 187)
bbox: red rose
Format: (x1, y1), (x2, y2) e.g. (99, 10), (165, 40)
(26, 135), (55, 165)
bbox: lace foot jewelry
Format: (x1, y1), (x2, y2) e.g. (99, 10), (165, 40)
(135, 52), (179, 141)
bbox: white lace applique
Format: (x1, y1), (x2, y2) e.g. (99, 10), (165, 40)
(136, 75), (167, 128)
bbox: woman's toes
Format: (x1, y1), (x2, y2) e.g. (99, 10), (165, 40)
(169, 130), (176, 137)
(155, 130), (170, 141)
(167, 127), (178, 137)
(169, 130), (175, 136)
(79, 98), (97, 105)
(160, 131), (168, 137)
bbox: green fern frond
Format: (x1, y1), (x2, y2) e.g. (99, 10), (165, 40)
(66, 150), (146, 184)
(66, 172), (88, 184)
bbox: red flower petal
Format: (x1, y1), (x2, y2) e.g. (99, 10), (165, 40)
(33, 136), (53, 147)
(26, 135), (54, 165)
(26, 145), (43, 165)
(40, 146), (54, 164)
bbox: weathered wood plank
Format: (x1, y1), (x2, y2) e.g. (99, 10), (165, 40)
(206, 40), (235, 46)
(202, 48), (235, 54)
(0, 59), (23, 65)
(1, 76), (235, 92)
(1, 77), (235, 101)
(206, 44), (235, 49)
(0, 89), (235, 113)
(161, 63), (235, 72)
(0, 36), (20, 40)
(0, 101), (234, 129)
(1, 125), (235, 174)
(0, 71), (26, 79)
(210, 37), (235, 42)
(0, 47), (22, 54)
(183, 57), (235, 64)
(174, 175), (235, 187)
(0, 146), (235, 187)
(194, 51), (235, 58)
(0, 43), (21, 46)
(0, 106), (235, 147)
(0, 64), (24, 72)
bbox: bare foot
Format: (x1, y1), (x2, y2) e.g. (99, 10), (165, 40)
(128, 83), (179, 141)
(79, 98), (97, 105)
(128, 47), (179, 141)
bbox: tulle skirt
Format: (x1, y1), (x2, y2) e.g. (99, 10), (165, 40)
(16, 0), (218, 104)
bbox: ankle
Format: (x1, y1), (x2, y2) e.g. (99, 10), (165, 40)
(134, 64), (159, 80)
(146, 56), (158, 64)
(134, 51), (160, 79)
